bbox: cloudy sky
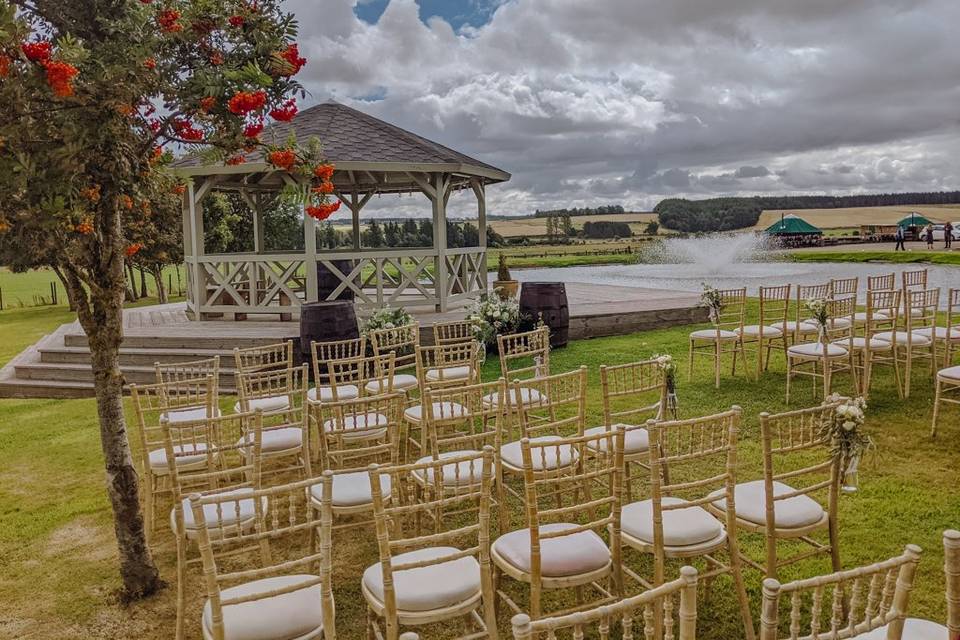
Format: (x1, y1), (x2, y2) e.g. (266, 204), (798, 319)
(285, 0), (960, 215)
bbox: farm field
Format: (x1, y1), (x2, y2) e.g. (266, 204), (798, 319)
(754, 204), (960, 230)
(489, 212), (658, 237)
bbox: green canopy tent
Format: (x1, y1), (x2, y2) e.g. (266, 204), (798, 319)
(897, 213), (934, 228)
(764, 214), (822, 235)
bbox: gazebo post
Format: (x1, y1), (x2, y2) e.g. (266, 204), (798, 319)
(432, 172), (450, 312)
(186, 177), (210, 319)
(471, 179), (488, 292)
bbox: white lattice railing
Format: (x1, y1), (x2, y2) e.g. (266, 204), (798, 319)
(186, 247), (486, 319)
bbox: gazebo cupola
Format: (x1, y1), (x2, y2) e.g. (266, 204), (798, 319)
(173, 100), (510, 320)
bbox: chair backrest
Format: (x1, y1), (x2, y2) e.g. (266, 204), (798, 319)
(163, 411), (264, 530)
(368, 322), (420, 374)
(796, 283), (831, 326)
(868, 273), (896, 292)
(310, 391), (405, 474)
(233, 340), (294, 374)
(497, 326), (551, 381)
(415, 341), (481, 390)
(826, 296), (857, 345)
(759, 284), (791, 331)
(327, 352), (397, 400)
(902, 268), (928, 292)
(236, 363), (308, 413)
(906, 288), (940, 333)
(830, 277), (859, 299)
(513, 367), (587, 440)
(420, 379), (505, 459)
(712, 288), (747, 333)
(511, 566), (699, 640)
(155, 356), (221, 398)
(310, 337), (366, 389)
(368, 448), (495, 625)
(759, 544), (922, 640)
(759, 402), (843, 533)
(865, 289), (901, 338)
(191, 476), (335, 640)
(947, 289), (960, 330)
(944, 529), (960, 638)
(129, 376), (217, 473)
(647, 408), (741, 580)
(600, 359), (668, 428)
(433, 319), (476, 346)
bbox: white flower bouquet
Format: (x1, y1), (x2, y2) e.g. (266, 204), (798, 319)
(362, 306), (414, 335)
(821, 394), (873, 490)
(652, 353), (679, 418)
(466, 293), (523, 350)
(700, 283), (723, 323)
(805, 297), (830, 337)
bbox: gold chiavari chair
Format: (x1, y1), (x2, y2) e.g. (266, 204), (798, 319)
(190, 476), (335, 640)
(857, 273), (896, 325)
(486, 326), (552, 414)
(129, 375), (217, 546)
(915, 288), (960, 368)
(876, 288), (938, 398)
(414, 341), (481, 390)
(433, 319), (477, 346)
(931, 363), (960, 438)
(510, 566), (699, 640)
(156, 356), (222, 406)
(759, 545), (922, 640)
(308, 390), (405, 529)
(850, 289), (902, 399)
(859, 529), (960, 639)
(492, 428), (624, 620)
(707, 402), (842, 580)
(233, 340), (295, 374)
(498, 368), (587, 503)
(235, 364), (311, 478)
(163, 410), (264, 640)
(688, 287), (748, 388)
(901, 268), (929, 325)
(589, 359), (668, 501)
(368, 322), (421, 396)
(786, 296), (858, 403)
(830, 276), (859, 300)
(620, 408), (755, 640)
(787, 283), (831, 344)
(308, 337), (366, 403)
(743, 284), (791, 374)
(364, 448), (498, 640)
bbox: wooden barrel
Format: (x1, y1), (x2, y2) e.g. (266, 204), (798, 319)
(299, 301), (359, 358)
(519, 282), (569, 348)
(317, 259), (356, 301)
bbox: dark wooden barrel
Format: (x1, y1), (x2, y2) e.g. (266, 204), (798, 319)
(519, 282), (569, 348)
(299, 301), (359, 358)
(317, 259), (356, 301)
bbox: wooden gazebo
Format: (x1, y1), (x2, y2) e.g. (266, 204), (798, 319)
(172, 100), (510, 320)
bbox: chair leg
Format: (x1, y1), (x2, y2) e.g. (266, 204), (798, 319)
(687, 339), (695, 382)
(175, 532), (187, 640)
(892, 345), (904, 399)
(904, 349), (912, 399)
(714, 340), (721, 389)
(828, 515), (842, 574)
(144, 473), (156, 548)
(931, 377), (942, 438)
(728, 539), (757, 640)
(785, 357), (793, 404)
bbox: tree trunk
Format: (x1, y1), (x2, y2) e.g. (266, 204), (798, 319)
(126, 263), (138, 300)
(151, 265), (167, 304)
(139, 267), (148, 299)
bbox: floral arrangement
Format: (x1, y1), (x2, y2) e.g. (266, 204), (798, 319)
(466, 293), (522, 348)
(821, 394), (873, 473)
(652, 353), (679, 418)
(805, 297), (830, 336)
(362, 306), (414, 334)
(700, 283), (723, 323)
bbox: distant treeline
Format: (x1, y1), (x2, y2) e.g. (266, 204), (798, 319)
(654, 190), (960, 232)
(582, 221), (632, 239)
(319, 218), (506, 249)
(534, 205), (626, 218)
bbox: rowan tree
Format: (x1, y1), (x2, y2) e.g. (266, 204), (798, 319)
(0, 0), (335, 599)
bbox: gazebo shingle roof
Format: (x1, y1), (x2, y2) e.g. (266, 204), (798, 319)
(173, 100), (509, 181)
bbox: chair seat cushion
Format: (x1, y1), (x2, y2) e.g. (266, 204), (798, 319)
(493, 523), (611, 577)
(173, 487), (264, 535)
(583, 424), (649, 454)
(233, 395), (290, 414)
(500, 436), (579, 471)
(362, 546), (481, 612)
(836, 337), (892, 351)
(873, 331), (932, 346)
(202, 574), (324, 640)
(307, 384), (359, 402)
(364, 374), (418, 393)
(148, 442), (208, 473)
(739, 324), (782, 338)
(404, 402), (470, 423)
(689, 328), (739, 341)
(857, 618), (947, 640)
(708, 480), (826, 529)
(238, 427), (302, 453)
(853, 311), (889, 322)
(913, 326), (960, 340)
(788, 342), (847, 359)
(938, 365), (960, 381)
(413, 451), (489, 486)
(821, 317), (853, 329)
(322, 412), (388, 440)
(784, 320), (818, 333)
(622, 497), (724, 547)
(310, 470), (391, 508)
(160, 406), (221, 424)
(426, 366), (472, 382)
(482, 387), (545, 408)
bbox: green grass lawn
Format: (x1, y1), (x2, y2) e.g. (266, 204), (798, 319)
(791, 250), (960, 266)
(1, 300), (958, 639)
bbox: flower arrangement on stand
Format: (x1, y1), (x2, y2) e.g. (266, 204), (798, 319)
(700, 283), (723, 323)
(820, 394), (872, 493)
(466, 293), (522, 351)
(362, 306), (414, 334)
(652, 353), (679, 418)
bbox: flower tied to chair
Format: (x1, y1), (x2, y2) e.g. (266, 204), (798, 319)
(805, 297), (830, 343)
(820, 394), (873, 491)
(700, 283), (723, 324)
(653, 353), (679, 418)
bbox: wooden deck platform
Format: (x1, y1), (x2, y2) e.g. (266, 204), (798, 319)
(0, 282), (705, 398)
